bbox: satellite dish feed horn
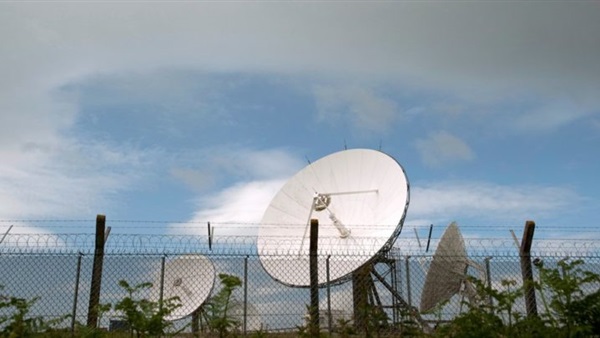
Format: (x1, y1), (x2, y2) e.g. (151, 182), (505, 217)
(258, 148), (409, 287)
(300, 189), (380, 252)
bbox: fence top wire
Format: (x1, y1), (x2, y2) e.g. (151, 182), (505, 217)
(0, 232), (599, 257)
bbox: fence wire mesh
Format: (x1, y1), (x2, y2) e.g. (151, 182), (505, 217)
(1, 226), (599, 336)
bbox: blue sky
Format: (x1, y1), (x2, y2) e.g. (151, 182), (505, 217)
(1, 1), (599, 241)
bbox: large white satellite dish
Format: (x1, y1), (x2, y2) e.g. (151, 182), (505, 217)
(258, 148), (409, 287)
(154, 255), (216, 321)
(420, 222), (483, 313)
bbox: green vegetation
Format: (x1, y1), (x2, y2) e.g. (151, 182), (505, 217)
(430, 258), (600, 338)
(113, 280), (183, 337)
(0, 285), (68, 338)
(536, 258), (600, 337)
(202, 274), (243, 337)
(357, 304), (390, 338)
(76, 303), (111, 338)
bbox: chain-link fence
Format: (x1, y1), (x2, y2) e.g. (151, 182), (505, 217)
(1, 230), (599, 336)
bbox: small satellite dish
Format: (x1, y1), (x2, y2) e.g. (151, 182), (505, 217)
(420, 222), (483, 313)
(228, 299), (263, 332)
(154, 255), (216, 321)
(258, 148), (409, 287)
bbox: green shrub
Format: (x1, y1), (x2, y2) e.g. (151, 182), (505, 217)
(0, 285), (68, 338)
(203, 274), (242, 337)
(536, 258), (600, 337)
(430, 258), (600, 338)
(113, 280), (182, 337)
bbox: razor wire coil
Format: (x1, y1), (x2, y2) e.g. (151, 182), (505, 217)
(1, 233), (599, 257)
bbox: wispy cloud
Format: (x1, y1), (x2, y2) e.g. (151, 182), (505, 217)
(415, 131), (474, 168)
(170, 147), (304, 191)
(515, 100), (598, 132)
(408, 181), (582, 226)
(1, 1), (598, 232)
(3, 2), (598, 125)
(208, 148), (305, 181)
(0, 137), (157, 220)
(313, 84), (398, 134)
(170, 147), (304, 236)
(178, 179), (287, 237)
(170, 168), (216, 193)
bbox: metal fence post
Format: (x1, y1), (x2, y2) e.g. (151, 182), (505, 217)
(244, 255), (249, 336)
(390, 258), (398, 324)
(71, 252), (83, 337)
(160, 254), (166, 305)
(326, 255), (332, 336)
(405, 256), (412, 307)
(485, 256), (493, 311)
(309, 219), (320, 336)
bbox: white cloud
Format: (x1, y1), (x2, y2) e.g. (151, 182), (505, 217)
(170, 168), (216, 193)
(210, 148), (305, 181)
(313, 84), (398, 133)
(515, 100), (597, 132)
(4, 1), (596, 129)
(170, 148), (306, 237)
(408, 181), (581, 225)
(168, 147), (304, 235)
(1, 1), (598, 227)
(170, 147), (304, 192)
(0, 138), (157, 220)
(415, 131), (474, 168)
(177, 179), (287, 237)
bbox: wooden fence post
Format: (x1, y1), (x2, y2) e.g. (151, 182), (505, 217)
(520, 220), (538, 317)
(87, 215), (106, 328)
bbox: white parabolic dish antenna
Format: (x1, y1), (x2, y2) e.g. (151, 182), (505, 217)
(420, 222), (468, 313)
(258, 148), (410, 287)
(154, 255), (216, 321)
(229, 300), (262, 332)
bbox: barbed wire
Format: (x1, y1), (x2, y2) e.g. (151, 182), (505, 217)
(1, 232), (599, 257)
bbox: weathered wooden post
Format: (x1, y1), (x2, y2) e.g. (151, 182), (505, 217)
(87, 215), (106, 328)
(520, 220), (538, 317)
